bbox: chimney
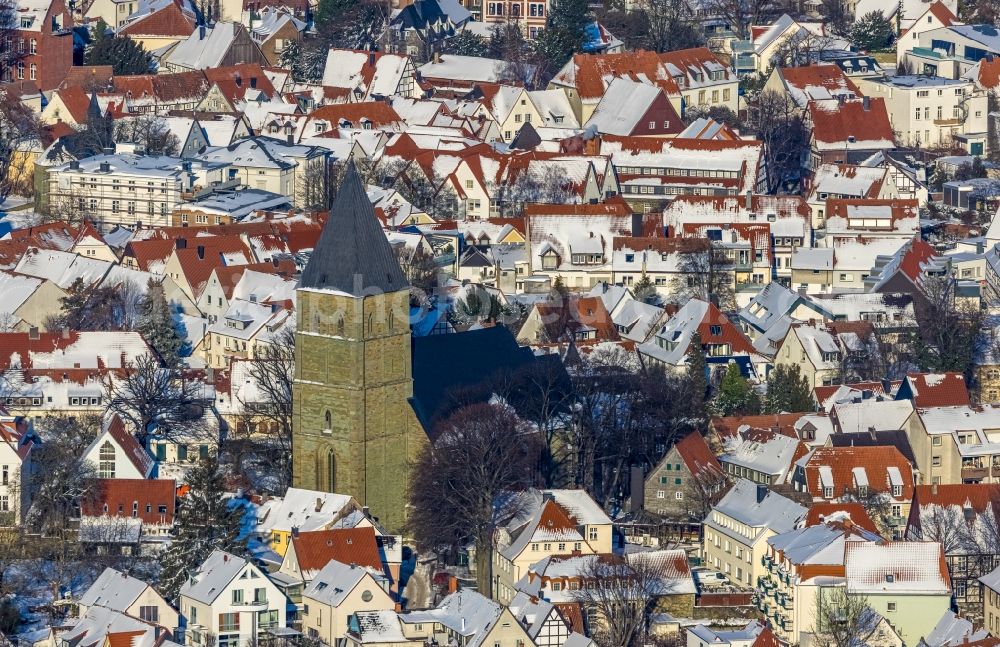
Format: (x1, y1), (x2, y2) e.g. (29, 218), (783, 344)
(196, 245), (205, 259)
(198, 24), (205, 39)
(756, 483), (767, 504)
(932, 483), (938, 495)
(235, 74), (242, 87)
(362, 505), (370, 518)
(744, 190), (752, 210)
(28, 326), (39, 340)
(61, 327), (69, 339)
(315, 497), (323, 512)
(250, 76), (257, 88)
(368, 49), (376, 67)
(863, 96), (871, 111)
(291, 526), (299, 537)
(223, 553), (229, 562)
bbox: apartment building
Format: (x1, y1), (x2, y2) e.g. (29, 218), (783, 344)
(858, 75), (988, 153)
(47, 155), (229, 231)
(702, 480), (808, 589)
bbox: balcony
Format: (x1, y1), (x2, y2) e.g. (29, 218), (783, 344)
(962, 465), (989, 480)
(933, 118), (963, 127)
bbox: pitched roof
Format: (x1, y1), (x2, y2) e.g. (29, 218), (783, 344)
(809, 98), (895, 149)
(120, 0), (196, 37)
(673, 431), (722, 478)
(804, 446), (914, 500)
(299, 162), (408, 296)
(899, 372), (970, 407)
(804, 502), (880, 534)
(307, 102), (403, 129)
(845, 541), (951, 594)
(290, 526), (384, 575)
(711, 413), (806, 439)
(105, 414), (155, 477)
(779, 64), (862, 107)
(78, 567), (151, 611)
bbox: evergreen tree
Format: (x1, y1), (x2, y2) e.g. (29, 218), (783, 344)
(446, 30), (491, 57)
(137, 279), (185, 368)
(685, 332), (708, 417)
(713, 362), (754, 416)
(632, 274), (658, 304)
(763, 364), (814, 413)
(849, 11), (894, 53)
(85, 20), (153, 74)
(534, 0), (590, 75)
(159, 456), (245, 601)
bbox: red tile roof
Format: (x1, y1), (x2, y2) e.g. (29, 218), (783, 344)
(119, 0), (196, 37)
(290, 526), (384, 574)
(673, 432), (723, 478)
(804, 502), (880, 534)
(898, 239), (937, 282)
(902, 372), (970, 408)
(307, 102), (403, 129)
(106, 415), (154, 477)
(912, 483), (1000, 515)
(126, 238), (177, 271)
(975, 56), (1000, 90)
(82, 478), (177, 525)
(804, 446), (914, 501)
(106, 631), (146, 647)
(780, 64), (862, 98)
(535, 296), (620, 343)
(0, 331), (82, 370)
(173, 237), (254, 298)
(825, 199), (918, 226)
(50, 86), (92, 123)
(809, 98), (895, 147)
(204, 64), (277, 102)
(612, 236), (707, 253)
(711, 413), (806, 439)
(697, 301), (755, 355)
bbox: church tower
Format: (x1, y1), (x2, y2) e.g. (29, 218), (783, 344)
(292, 163), (424, 532)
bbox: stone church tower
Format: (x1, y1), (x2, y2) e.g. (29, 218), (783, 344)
(292, 163), (424, 532)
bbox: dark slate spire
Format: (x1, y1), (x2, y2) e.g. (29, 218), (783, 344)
(300, 162), (409, 296)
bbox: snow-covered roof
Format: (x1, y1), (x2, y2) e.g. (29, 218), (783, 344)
(180, 549), (253, 604)
(845, 542), (950, 595)
(302, 559), (387, 607)
(257, 487), (355, 534)
(706, 479), (808, 544)
(78, 567), (150, 612)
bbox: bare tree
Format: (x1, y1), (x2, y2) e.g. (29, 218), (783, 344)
(114, 114), (180, 156)
(24, 415), (104, 536)
(671, 243), (736, 311)
(701, 0), (780, 40)
(841, 488), (896, 538)
(230, 328), (294, 493)
(913, 276), (985, 377)
(0, 88), (44, 202)
(408, 402), (543, 592)
(812, 588), (880, 647)
(103, 354), (209, 446)
(571, 553), (680, 647)
(746, 90), (809, 191)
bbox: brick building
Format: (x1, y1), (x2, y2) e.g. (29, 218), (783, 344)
(5, 0), (74, 91)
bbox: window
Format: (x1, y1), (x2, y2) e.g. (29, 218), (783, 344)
(232, 589), (244, 604)
(29, 63), (36, 80)
(675, 491), (683, 500)
(823, 486), (833, 498)
(1, 466), (6, 486)
(932, 455), (942, 467)
(892, 484), (902, 497)
(648, 121), (656, 130)
(139, 607), (158, 623)
(657, 490), (665, 499)
(254, 587), (266, 603)
(588, 527), (598, 541)
(932, 436), (942, 446)
(98, 441), (115, 479)
(219, 613), (239, 632)
(887, 602), (897, 612)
